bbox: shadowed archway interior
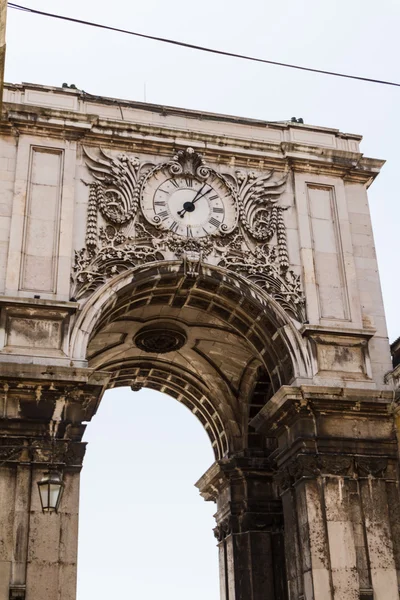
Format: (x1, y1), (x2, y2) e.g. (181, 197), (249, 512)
(84, 262), (303, 459)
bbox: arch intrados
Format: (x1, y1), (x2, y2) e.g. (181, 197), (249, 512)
(69, 263), (311, 458)
(70, 262), (311, 383)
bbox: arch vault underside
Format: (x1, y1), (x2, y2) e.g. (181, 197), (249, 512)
(74, 262), (311, 460)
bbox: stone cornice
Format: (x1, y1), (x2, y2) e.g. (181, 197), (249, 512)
(251, 385), (395, 435)
(300, 324), (376, 339)
(0, 100), (384, 183)
(3, 82), (363, 139)
(0, 362), (110, 385)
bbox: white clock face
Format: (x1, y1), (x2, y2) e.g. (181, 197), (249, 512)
(141, 173), (237, 238)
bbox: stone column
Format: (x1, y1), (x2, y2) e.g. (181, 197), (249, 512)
(252, 386), (400, 600)
(196, 452), (288, 600)
(0, 365), (108, 600)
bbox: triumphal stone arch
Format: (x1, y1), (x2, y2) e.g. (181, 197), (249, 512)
(0, 82), (399, 600)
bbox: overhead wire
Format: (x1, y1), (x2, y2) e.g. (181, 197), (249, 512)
(7, 2), (400, 89)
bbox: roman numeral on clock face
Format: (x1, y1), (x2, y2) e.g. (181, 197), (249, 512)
(170, 221), (179, 233)
(154, 201), (166, 206)
(185, 177), (193, 187)
(209, 195), (219, 201)
(212, 207), (224, 214)
(209, 217), (221, 228)
(158, 210), (169, 219)
(170, 179), (179, 188)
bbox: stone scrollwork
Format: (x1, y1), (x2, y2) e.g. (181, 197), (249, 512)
(73, 147), (306, 321)
(83, 147), (149, 228)
(215, 232), (303, 319)
(231, 168), (289, 242)
(161, 146), (212, 180)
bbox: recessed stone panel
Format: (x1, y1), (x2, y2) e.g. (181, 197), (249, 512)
(1, 305), (71, 355)
(317, 342), (365, 374)
(20, 147), (64, 293)
(7, 316), (62, 350)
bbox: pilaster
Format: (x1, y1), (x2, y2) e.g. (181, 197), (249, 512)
(196, 452), (288, 600)
(252, 386), (400, 600)
(0, 365), (108, 600)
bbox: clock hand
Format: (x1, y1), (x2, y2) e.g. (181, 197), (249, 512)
(192, 186), (212, 205)
(191, 182), (207, 203)
(178, 182), (207, 217)
(177, 183), (206, 218)
(177, 186), (212, 218)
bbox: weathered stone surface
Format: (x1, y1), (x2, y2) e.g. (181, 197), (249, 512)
(0, 82), (398, 599)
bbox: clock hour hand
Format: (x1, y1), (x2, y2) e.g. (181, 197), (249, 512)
(177, 186), (212, 218)
(177, 183), (206, 218)
(177, 202), (196, 218)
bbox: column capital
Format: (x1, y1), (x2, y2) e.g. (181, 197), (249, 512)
(0, 365), (108, 439)
(250, 386), (400, 503)
(195, 451), (274, 502)
(196, 453), (282, 535)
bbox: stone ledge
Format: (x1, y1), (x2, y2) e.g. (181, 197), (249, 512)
(251, 385), (395, 435)
(0, 362), (110, 385)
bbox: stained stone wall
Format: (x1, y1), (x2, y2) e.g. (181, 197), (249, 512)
(0, 82), (397, 600)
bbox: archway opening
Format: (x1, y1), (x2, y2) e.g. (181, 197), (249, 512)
(77, 387), (218, 600)
(72, 263), (308, 457)
(72, 263), (308, 598)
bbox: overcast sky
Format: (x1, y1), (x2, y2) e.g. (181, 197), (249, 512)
(4, 0), (400, 598)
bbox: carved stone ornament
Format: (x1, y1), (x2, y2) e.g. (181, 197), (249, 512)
(72, 147), (305, 321)
(275, 454), (389, 493)
(0, 438), (86, 467)
(356, 457), (388, 478)
(134, 324), (187, 354)
(319, 455), (353, 476)
(214, 517), (232, 541)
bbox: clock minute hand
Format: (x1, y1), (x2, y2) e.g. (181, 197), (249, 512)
(191, 182), (207, 204)
(192, 185), (212, 205)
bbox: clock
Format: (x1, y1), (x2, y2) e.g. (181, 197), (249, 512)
(141, 171), (237, 238)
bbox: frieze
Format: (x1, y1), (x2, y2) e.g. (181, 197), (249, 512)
(275, 454), (390, 492)
(319, 455), (353, 476)
(72, 147), (306, 321)
(0, 439), (86, 467)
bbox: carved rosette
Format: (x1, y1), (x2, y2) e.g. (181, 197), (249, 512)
(134, 324), (187, 354)
(72, 147), (305, 321)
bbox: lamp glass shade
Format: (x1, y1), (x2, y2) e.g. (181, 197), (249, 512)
(38, 470), (64, 513)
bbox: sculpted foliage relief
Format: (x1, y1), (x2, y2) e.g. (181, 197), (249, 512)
(72, 147), (305, 321)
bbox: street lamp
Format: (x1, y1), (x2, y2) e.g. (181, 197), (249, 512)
(37, 470), (64, 513)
